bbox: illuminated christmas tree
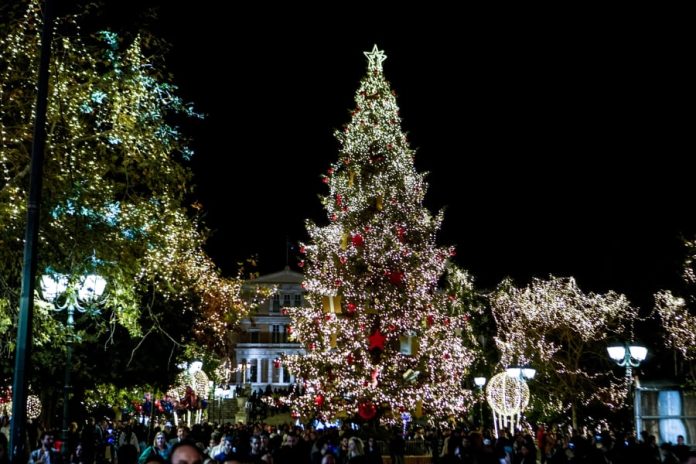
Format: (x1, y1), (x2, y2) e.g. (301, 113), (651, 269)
(285, 45), (477, 423)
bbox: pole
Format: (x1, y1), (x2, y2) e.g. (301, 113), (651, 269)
(62, 306), (75, 457)
(10, 0), (54, 461)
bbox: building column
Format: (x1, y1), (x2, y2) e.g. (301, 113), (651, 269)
(279, 365), (284, 384)
(256, 358), (261, 385)
(267, 357), (273, 385)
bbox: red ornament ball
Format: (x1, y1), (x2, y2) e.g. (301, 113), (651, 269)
(351, 233), (364, 247)
(358, 401), (377, 420)
(314, 394), (325, 407)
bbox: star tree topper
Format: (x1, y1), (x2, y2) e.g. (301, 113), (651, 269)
(364, 44), (387, 71)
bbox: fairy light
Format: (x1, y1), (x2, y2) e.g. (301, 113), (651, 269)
(27, 394), (41, 419)
(490, 276), (639, 418)
(284, 45), (478, 423)
(1, 0), (257, 354)
(486, 372), (529, 434)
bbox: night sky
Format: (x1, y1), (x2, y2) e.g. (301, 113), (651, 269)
(99, 3), (693, 313)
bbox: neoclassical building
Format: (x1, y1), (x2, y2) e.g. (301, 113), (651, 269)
(232, 266), (305, 389)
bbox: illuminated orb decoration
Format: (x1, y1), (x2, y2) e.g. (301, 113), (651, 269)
(486, 372), (530, 434)
(27, 395), (41, 419)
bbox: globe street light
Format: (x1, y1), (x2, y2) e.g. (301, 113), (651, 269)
(40, 272), (106, 455)
(607, 343), (648, 380)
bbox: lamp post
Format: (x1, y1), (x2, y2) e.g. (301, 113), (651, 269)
(607, 343), (647, 380)
(474, 376), (487, 427)
(40, 272), (106, 455)
(607, 342), (648, 431)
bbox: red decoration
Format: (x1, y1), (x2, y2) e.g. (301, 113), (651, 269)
(281, 308), (289, 315)
(298, 260), (305, 268)
(334, 279), (342, 287)
(327, 168), (334, 175)
(396, 226), (406, 241)
(314, 394), (325, 407)
(273, 359), (281, 369)
(358, 401), (377, 420)
(388, 270), (404, 285)
(368, 329), (386, 352)
(346, 302), (357, 313)
(426, 315), (434, 327)
(299, 246), (306, 254)
(291, 411), (300, 419)
(351, 233), (364, 247)
(336, 194), (343, 206)
(339, 256), (347, 265)
(347, 353), (354, 365)
(322, 176), (329, 184)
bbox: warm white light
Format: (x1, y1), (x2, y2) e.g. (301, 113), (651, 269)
(522, 368), (536, 380)
(506, 368), (521, 379)
(78, 274), (106, 301)
(607, 345), (626, 362)
(40, 274), (68, 302)
(474, 377), (487, 387)
(188, 360), (203, 374)
(629, 345), (648, 362)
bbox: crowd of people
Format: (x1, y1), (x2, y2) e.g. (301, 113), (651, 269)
(3, 415), (696, 464)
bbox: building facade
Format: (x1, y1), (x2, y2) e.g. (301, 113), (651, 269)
(233, 266), (305, 389)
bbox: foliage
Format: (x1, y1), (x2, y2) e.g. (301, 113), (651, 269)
(0, 1), (253, 402)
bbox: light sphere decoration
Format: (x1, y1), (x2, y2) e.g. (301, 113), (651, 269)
(27, 395), (41, 419)
(486, 372), (530, 434)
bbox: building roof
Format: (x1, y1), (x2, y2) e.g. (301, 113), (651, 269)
(248, 266), (304, 285)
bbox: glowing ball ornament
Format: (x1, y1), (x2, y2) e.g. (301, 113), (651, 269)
(26, 394), (42, 419)
(486, 372), (530, 434)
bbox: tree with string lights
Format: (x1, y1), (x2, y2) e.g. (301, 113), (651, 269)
(0, 1), (254, 389)
(490, 276), (639, 428)
(284, 45), (478, 424)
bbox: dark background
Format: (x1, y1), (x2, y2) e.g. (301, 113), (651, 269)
(86, 3), (696, 312)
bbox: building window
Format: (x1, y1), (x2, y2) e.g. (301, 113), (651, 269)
(271, 294), (280, 312)
(272, 325), (281, 343)
(283, 325), (290, 343)
(294, 294), (302, 307)
(283, 294), (291, 308)
(250, 331), (259, 343)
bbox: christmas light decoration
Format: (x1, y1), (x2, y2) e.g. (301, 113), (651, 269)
(655, 291), (696, 361)
(284, 45), (477, 423)
(27, 394), (41, 419)
(0, 1), (259, 363)
(486, 372), (529, 434)
(490, 276), (638, 426)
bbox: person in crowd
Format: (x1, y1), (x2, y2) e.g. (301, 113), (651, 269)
(28, 432), (61, 464)
(138, 432), (170, 464)
(364, 437), (382, 464)
(347, 437), (366, 464)
(68, 442), (86, 464)
(169, 441), (204, 464)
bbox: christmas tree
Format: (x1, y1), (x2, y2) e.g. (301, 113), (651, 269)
(285, 45), (477, 423)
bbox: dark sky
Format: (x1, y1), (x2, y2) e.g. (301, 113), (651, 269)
(103, 3), (694, 312)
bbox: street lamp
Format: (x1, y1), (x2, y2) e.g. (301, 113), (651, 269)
(40, 272), (106, 455)
(607, 342), (648, 431)
(474, 376), (487, 427)
(607, 342), (648, 380)
(506, 366), (536, 381)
